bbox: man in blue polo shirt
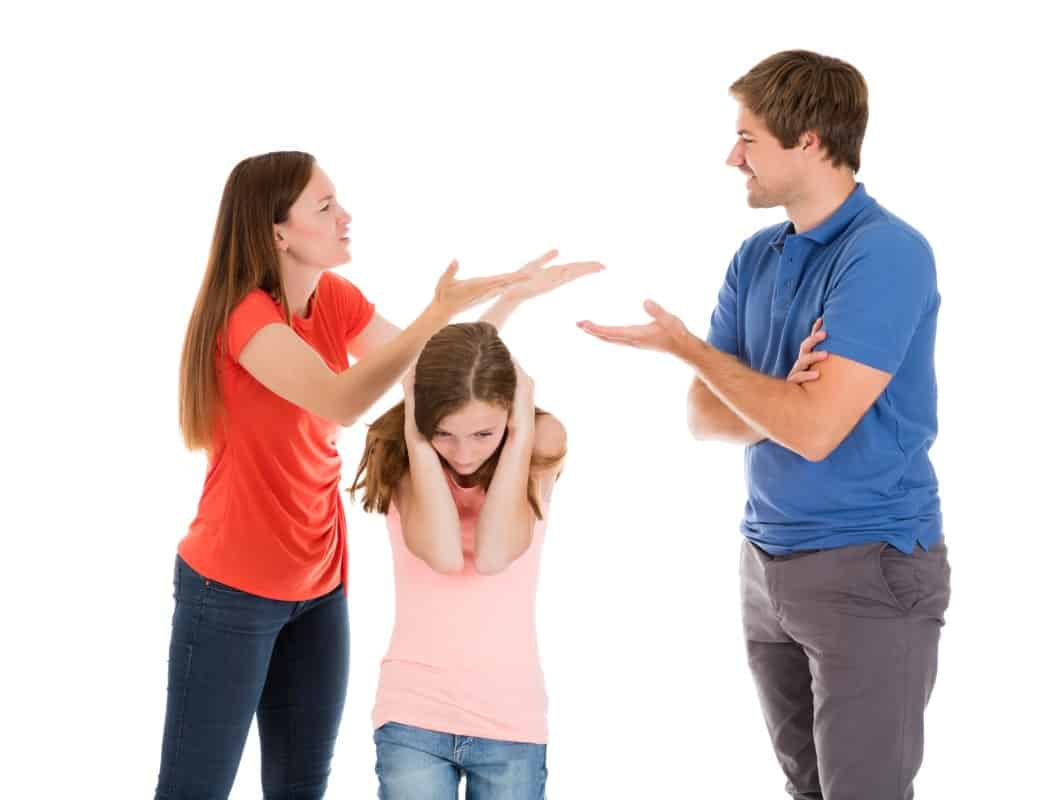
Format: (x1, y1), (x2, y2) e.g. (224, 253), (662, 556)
(579, 50), (950, 799)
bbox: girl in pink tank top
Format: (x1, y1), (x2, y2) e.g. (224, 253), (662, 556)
(352, 322), (566, 799)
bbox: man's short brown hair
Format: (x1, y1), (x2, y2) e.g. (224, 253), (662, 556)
(730, 50), (869, 173)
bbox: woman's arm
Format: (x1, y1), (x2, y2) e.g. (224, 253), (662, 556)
(478, 249), (605, 330)
(394, 371), (464, 573)
(474, 370), (565, 575)
(346, 312), (402, 359)
(348, 251), (606, 358)
(239, 262), (526, 427)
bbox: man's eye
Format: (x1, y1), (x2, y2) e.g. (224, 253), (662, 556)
(476, 432), (494, 438)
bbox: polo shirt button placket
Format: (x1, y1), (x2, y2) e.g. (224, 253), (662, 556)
(775, 250), (799, 316)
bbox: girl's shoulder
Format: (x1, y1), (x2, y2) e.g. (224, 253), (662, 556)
(532, 413), (566, 466)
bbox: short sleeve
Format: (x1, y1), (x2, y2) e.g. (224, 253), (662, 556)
(820, 226), (937, 374)
(706, 249), (741, 356)
(326, 272), (376, 342)
(226, 289), (284, 359)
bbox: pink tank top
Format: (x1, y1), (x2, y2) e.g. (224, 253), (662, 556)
(372, 469), (549, 743)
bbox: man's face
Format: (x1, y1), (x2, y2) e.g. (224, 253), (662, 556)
(726, 104), (806, 209)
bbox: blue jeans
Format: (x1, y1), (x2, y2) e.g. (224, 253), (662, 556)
(374, 722), (548, 799)
(154, 556), (349, 799)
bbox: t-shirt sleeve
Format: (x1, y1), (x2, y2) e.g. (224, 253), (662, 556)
(705, 249), (741, 356)
(327, 272), (376, 342)
(820, 226), (937, 375)
(226, 290), (285, 359)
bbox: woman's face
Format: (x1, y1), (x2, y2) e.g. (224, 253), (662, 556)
(274, 164), (352, 269)
(430, 399), (509, 475)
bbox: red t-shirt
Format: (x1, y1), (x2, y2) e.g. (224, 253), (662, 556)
(179, 270), (375, 600)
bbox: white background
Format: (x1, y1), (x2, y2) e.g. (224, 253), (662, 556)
(5, 1), (1060, 797)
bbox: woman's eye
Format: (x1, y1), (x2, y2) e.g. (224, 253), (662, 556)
(433, 431), (450, 438)
(476, 432), (493, 438)
(320, 203), (331, 212)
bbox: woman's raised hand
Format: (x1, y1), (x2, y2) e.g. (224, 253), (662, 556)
(502, 249), (605, 304)
(431, 260), (531, 318)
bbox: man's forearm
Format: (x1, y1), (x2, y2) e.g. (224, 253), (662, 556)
(678, 337), (820, 459)
(687, 378), (765, 445)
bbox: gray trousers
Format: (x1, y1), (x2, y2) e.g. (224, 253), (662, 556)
(740, 539), (950, 800)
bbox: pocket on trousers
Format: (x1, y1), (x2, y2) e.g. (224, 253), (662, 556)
(178, 556), (251, 598)
(876, 543), (922, 611)
(203, 577), (252, 597)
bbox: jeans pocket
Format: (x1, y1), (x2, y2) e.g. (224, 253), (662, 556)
(876, 543), (921, 611)
(203, 577), (251, 597)
(178, 556), (251, 597)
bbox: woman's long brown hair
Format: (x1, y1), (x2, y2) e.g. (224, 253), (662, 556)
(352, 322), (564, 519)
(178, 151), (316, 451)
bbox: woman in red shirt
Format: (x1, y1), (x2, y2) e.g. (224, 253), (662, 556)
(154, 150), (597, 799)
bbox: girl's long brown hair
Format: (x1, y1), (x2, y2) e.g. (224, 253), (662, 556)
(352, 323), (564, 519)
(178, 151), (316, 451)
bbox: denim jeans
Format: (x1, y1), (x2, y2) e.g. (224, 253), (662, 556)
(374, 722), (547, 799)
(154, 556), (349, 799)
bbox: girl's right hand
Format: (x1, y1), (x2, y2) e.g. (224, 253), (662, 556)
(401, 367), (426, 442)
(401, 365), (416, 401)
(431, 260), (530, 318)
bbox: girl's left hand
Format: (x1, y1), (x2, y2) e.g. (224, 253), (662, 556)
(509, 360), (536, 434)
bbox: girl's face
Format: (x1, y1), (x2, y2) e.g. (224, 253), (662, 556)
(430, 399), (509, 475)
(274, 164), (352, 269)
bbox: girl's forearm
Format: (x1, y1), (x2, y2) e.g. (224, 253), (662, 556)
(401, 431), (463, 573)
(474, 427), (535, 574)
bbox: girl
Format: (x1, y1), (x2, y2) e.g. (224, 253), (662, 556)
(354, 322), (567, 799)
(156, 149), (592, 799)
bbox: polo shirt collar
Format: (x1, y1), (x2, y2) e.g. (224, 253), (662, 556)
(770, 183), (873, 252)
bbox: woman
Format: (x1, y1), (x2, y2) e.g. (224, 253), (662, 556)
(156, 149), (596, 799)
(353, 322), (567, 799)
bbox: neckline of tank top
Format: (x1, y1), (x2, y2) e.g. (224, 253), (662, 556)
(444, 468), (484, 493)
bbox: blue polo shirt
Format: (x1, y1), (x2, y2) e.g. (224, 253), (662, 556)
(706, 184), (942, 555)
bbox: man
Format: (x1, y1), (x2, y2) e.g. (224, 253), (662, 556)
(579, 50), (950, 800)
